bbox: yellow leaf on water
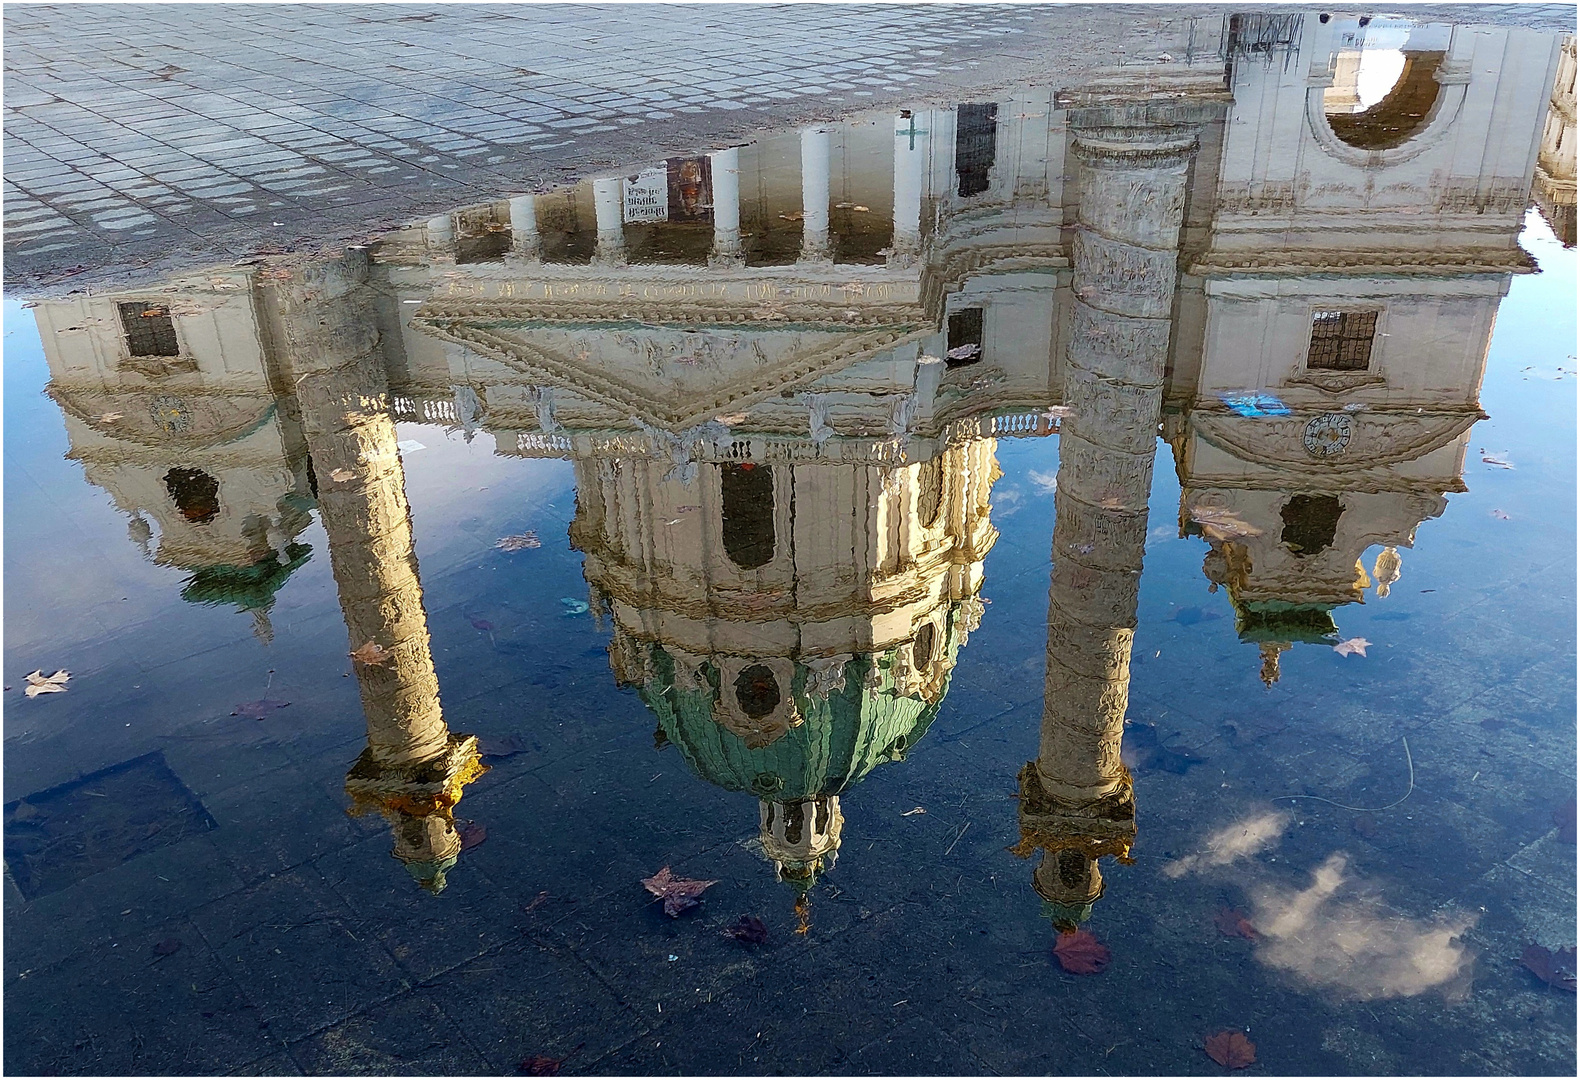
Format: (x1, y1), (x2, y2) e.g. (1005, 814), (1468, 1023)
(329, 468), (356, 483)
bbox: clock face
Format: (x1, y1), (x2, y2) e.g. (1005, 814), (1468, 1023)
(1303, 412), (1352, 458)
(149, 394), (192, 435)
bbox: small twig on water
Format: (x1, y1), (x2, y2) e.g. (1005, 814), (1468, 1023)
(1274, 737), (1414, 812)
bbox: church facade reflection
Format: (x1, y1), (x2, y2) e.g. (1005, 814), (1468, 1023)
(25, 12), (1569, 917)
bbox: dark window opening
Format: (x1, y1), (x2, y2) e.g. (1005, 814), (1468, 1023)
(164, 468), (220, 525)
(814, 798), (830, 833)
(721, 463), (775, 569)
(917, 456), (945, 526)
(946, 307), (985, 367)
(955, 103), (998, 198)
(914, 621), (937, 664)
(1280, 495), (1343, 556)
(783, 800), (805, 844)
(1057, 850), (1090, 889)
(119, 302), (179, 358)
(1307, 310), (1377, 371)
(735, 664), (781, 720)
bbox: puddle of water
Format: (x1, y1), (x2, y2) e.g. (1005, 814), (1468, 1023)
(4, 15), (1576, 1077)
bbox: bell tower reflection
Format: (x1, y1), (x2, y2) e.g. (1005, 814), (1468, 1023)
(279, 255), (485, 892)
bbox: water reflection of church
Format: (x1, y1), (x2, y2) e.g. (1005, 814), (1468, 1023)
(30, 15), (1570, 908)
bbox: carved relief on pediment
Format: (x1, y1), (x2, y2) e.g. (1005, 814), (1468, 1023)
(1190, 409), (1479, 471)
(419, 320), (930, 429)
(49, 386), (280, 451)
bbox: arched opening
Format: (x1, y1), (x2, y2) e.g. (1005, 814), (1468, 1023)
(164, 468), (220, 525)
(721, 463), (775, 569)
(1280, 495), (1343, 557)
(734, 664), (781, 720)
(783, 801), (805, 844)
(1323, 50), (1445, 150)
(914, 621), (937, 665)
(917, 456), (944, 526)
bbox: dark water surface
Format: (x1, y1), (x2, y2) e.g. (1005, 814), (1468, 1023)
(5, 13), (1577, 1077)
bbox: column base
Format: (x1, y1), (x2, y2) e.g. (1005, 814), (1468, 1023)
(345, 733), (487, 818)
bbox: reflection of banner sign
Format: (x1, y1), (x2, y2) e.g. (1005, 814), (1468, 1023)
(666, 156), (712, 222)
(623, 167), (668, 223)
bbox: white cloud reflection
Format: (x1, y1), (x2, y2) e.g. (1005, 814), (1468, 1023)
(1249, 853), (1475, 1001)
(1161, 809), (1290, 878)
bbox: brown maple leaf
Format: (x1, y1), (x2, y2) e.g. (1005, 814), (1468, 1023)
(518, 1044), (583, 1076)
(1553, 797), (1576, 844)
(349, 641), (392, 666)
(723, 915), (769, 944)
(641, 865), (718, 917)
(1052, 929), (1111, 975)
(231, 698), (290, 721)
(458, 821), (487, 851)
(1520, 944), (1578, 992)
(1213, 906), (1258, 940)
(1205, 1030), (1257, 1069)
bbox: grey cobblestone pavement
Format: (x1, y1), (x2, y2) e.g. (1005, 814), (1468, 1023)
(4, 3), (1573, 293)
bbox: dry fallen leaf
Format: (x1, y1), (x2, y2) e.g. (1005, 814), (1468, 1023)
(641, 866), (718, 917)
(1490, 509), (1511, 520)
(1521, 944), (1577, 991)
(1205, 1030), (1257, 1069)
(496, 532), (542, 551)
(349, 641), (392, 666)
(1213, 906), (1258, 940)
(95, 412), (124, 423)
(851, 205), (869, 212)
(519, 1054), (566, 1076)
(1481, 452), (1514, 469)
(152, 938), (183, 957)
(1333, 637), (1371, 658)
(1191, 507), (1262, 541)
(231, 699), (290, 720)
(946, 343), (981, 361)
(458, 820), (487, 851)
(24, 670), (70, 698)
(1052, 929), (1110, 975)
(329, 467), (356, 483)
(723, 914), (769, 944)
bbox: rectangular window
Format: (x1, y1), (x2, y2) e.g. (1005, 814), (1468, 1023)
(946, 307), (985, 366)
(1307, 310), (1377, 371)
(118, 302), (180, 358)
(954, 103), (998, 198)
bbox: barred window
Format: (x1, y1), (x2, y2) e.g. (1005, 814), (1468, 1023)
(1307, 310), (1377, 371)
(119, 302), (180, 358)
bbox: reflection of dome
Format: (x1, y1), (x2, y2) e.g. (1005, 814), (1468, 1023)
(640, 639), (954, 804)
(179, 542), (312, 612)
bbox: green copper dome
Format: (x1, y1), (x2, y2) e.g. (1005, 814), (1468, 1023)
(1232, 599), (1340, 645)
(638, 609), (967, 800)
(180, 542), (312, 612)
